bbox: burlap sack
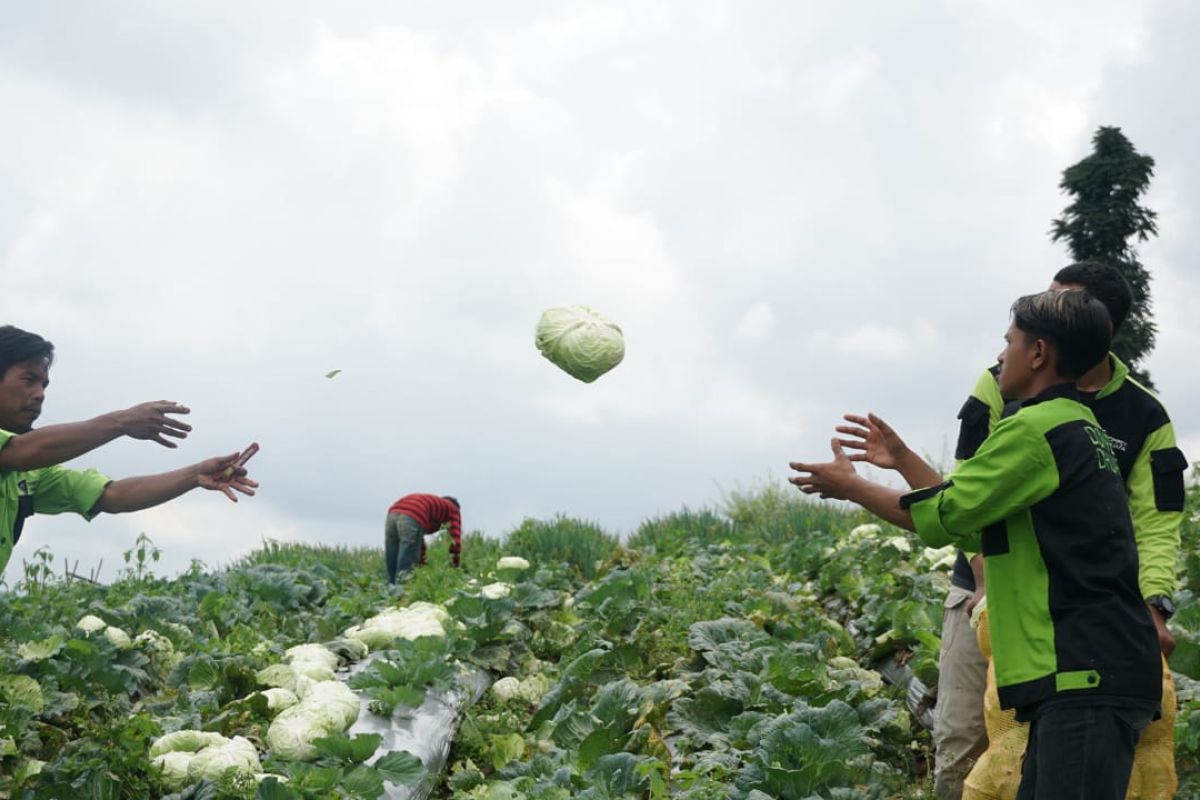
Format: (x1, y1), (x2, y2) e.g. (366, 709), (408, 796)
(963, 609), (1176, 800)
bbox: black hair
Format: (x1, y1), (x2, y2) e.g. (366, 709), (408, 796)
(0, 326), (54, 380)
(442, 496), (460, 509)
(1010, 290), (1112, 379)
(1052, 262), (1133, 334)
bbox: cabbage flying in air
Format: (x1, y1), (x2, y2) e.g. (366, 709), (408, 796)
(534, 305), (625, 383)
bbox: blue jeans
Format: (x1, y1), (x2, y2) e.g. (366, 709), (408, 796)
(385, 513), (425, 583)
(1016, 703), (1155, 800)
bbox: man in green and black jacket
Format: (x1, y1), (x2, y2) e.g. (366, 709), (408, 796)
(790, 290), (1161, 799)
(834, 262), (1186, 798)
(956, 263), (1186, 647)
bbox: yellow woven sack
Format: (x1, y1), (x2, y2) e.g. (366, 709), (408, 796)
(962, 609), (1177, 800)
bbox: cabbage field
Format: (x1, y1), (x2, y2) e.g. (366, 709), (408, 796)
(2, 482), (1199, 799)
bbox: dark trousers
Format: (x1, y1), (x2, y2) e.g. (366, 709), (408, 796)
(1015, 704), (1155, 800)
(384, 513), (425, 584)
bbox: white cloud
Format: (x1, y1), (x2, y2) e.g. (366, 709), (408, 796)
(813, 319), (939, 360)
(735, 302), (776, 343)
(806, 47), (881, 121)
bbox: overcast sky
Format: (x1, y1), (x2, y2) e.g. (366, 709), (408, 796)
(3, 0), (1197, 585)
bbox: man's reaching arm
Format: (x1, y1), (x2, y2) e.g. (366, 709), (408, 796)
(0, 401), (193, 472)
(94, 452), (258, 513)
(789, 440), (915, 531)
(836, 413), (944, 489)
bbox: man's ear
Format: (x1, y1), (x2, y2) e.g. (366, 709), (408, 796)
(1030, 338), (1049, 372)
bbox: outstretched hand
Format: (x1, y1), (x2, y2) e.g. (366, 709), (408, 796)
(834, 412), (910, 470)
(789, 439), (861, 500)
(197, 452), (259, 503)
(119, 401), (193, 448)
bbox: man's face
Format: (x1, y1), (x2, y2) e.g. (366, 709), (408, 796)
(996, 322), (1042, 401)
(0, 359), (49, 433)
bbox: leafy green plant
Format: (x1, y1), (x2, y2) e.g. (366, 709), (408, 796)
(260, 732), (425, 799)
(503, 516), (617, 580)
(348, 636), (459, 717)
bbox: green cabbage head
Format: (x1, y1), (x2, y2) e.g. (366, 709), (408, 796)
(186, 736), (259, 782)
(535, 305), (625, 383)
(104, 626), (133, 649)
(266, 680), (361, 761)
(152, 751), (194, 789)
(149, 730), (228, 758)
(260, 687), (300, 712)
(150, 731), (259, 789)
(343, 603), (449, 650)
(256, 663), (299, 692)
(266, 706), (344, 761)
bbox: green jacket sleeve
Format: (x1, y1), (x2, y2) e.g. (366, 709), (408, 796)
(1127, 422), (1184, 598)
(952, 368), (1006, 560)
(974, 368), (1005, 429)
(954, 368), (1005, 463)
(907, 414), (1059, 551)
(30, 466), (111, 520)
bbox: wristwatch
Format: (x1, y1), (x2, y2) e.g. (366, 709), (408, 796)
(1146, 594), (1175, 620)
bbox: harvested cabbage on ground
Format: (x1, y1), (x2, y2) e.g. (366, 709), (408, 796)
(265, 679), (361, 761)
(343, 602), (451, 650)
(285, 642), (340, 681)
(149, 731), (260, 788)
(480, 582), (511, 600)
(73, 614), (133, 649)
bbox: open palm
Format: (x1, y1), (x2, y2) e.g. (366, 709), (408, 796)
(835, 413), (909, 470)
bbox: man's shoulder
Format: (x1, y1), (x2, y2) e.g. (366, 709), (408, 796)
(1000, 397), (1097, 444)
(1110, 374), (1172, 428)
(11, 464), (84, 491)
(971, 365), (1000, 394)
(956, 365), (1004, 422)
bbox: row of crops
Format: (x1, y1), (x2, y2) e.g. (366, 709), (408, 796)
(2, 481), (1199, 799)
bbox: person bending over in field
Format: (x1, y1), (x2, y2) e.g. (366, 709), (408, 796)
(384, 493), (462, 582)
(789, 291), (1161, 800)
(833, 262), (1186, 800)
(0, 325), (258, 577)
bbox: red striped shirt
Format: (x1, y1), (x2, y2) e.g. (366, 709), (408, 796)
(388, 494), (461, 565)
